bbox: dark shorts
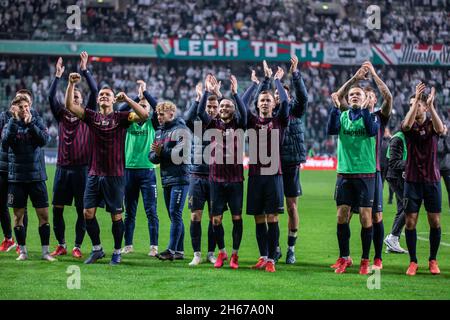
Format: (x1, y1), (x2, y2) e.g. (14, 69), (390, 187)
(8, 181), (49, 209)
(84, 175), (125, 214)
(210, 181), (243, 216)
(53, 165), (88, 208)
(335, 176), (375, 208)
(247, 175), (284, 215)
(282, 165), (302, 197)
(404, 181), (441, 214)
(188, 175), (210, 212)
(351, 171), (383, 214)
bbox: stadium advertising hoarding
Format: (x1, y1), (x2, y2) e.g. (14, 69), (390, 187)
(154, 39), (450, 66)
(154, 38), (323, 62)
(371, 43), (450, 66)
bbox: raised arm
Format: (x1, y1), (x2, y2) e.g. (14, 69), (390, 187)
(336, 66), (368, 110)
(197, 75), (214, 125)
(241, 70), (260, 108)
(274, 67), (289, 123)
(230, 75), (247, 128)
(48, 57), (65, 121)
(185, 83), (202, 128)
(115, 92), (149, 122)
(427, 87), (444, 135)
(402, 82), (425, 132)
(290, 55), (308, 118)
(363, 61), (392, 118)
(80, 51), (98, 110)
(65, 73), (85, 119)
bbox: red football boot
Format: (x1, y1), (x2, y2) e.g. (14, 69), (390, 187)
(429, 260), (440, 275)
(331, 256), (353, 269)
(265, 261), (276, 273)
(72, 247), (82, 258)
(229, 253), (239, 269)
(50, 245), (67, 257)
(372, 258), (383, 270)
(0, 238), (16, 252)
(406, 262), (418, 276)
(251, 257), (267, 269)
(359, 259), (370, 275)
(214, 251), (228, 268)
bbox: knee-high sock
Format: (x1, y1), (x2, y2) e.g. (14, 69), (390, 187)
(337, 223), (350, 257)
(213, 223), (225, 250)
(0, 208), (12, 239)
(75, 206), (86, 248)
(38, 223), (50, 246)
(112, 219), (124, 250)
(361, 226), (373, 260)
(85, 217), (101, 247)
(232, 219), (243, 251)
(429, 227), (441, 261)
(255, 223), (268, 257)
(405, 228), (417, 263)
(373, 221), (384, 260)
(23, 209), (28, 233)
(190, 220), (201, 252)
(267, 222), (279, 260)
(207, 220), (216, 252)
(14, 225), (26, 246)
(52, 207), (65, 245)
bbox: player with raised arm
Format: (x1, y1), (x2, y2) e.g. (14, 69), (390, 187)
(197, 74), (247, 269)
(247, 66), (289, 273)
(48, 52), (98, 258)
(185, 82), (220, 266)
(120, 80), (160, 258)
(401, 83), (444, 276)
(327, 82), (379, 275)
(255, 56), (308, 264)
(65, 72), (149, 265)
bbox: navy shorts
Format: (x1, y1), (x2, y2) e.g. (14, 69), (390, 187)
(404, 181), (442, 214)
(282, 165), (302, 197)
(210, 181), (243, 216)
(335, 176), (375, 208)
(8, 181), (49, 209)
(53, 165), (88, 208)
(247, 175), (284, 215)
(188, 175), (210, 212)
(84, 175), (125, 214)
(351, 172), (383, 214)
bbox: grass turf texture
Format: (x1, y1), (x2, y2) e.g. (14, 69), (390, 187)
(0, 165), (449, 300)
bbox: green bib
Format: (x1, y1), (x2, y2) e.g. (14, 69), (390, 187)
(386, 131), (407, 160)
(125, 119), (156, 169)
(337, 111), (376, 174)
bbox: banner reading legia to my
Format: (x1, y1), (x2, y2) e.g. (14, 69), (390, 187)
(154, 38), (323, 62)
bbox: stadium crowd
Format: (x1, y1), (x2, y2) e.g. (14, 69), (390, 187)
(1, 55), (449, 154)
(0, 0), (448, 44)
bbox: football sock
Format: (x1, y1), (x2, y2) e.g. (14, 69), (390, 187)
(86, 217), (101, 246)
(267, 222), (279, 260)
(256, 222), (268, 257)
(337, 223), (350, 257)
(232, 219), (243, 251)
(38, 223), (50, 246)
(0, 207), (12, 239)
(52, 207), (65, 245)
(213, 223), (225, 250)
(14, 225), (26, 246)
(288, 229), (298, 247)
(75, 206), (86, 248)
(429, 227), (441, 261)
(190, 220), (201, 252)
(112, 219), (124, 250)
(373, 221), (384, 260)
(207, 220), (216, 252)
(361, 226), (373, 260)
(405, 228), (417, 263)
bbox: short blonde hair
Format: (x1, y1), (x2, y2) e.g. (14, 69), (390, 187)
(156, 101), (177, 113)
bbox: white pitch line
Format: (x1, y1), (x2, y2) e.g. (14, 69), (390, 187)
(416, 232), (450, 247)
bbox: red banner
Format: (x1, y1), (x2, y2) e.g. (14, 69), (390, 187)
(300, 156), (337, 170)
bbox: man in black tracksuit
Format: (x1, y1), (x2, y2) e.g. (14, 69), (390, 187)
(149, 101), (191, 261)
(384, 131), (408, 254)
(1, 94), (53, 261)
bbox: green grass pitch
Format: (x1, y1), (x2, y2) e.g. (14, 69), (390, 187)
(0, 165), (449, 300)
